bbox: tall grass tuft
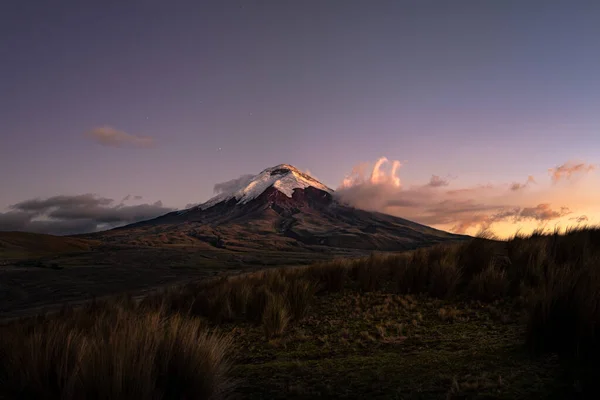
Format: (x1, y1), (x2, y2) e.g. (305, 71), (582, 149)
(262, 292), (291, 339)
(0, 306), (233, 400)
(468, 262), (509, 301)
(285, 279), (318, 321)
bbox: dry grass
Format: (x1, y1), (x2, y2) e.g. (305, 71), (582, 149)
(0, 303), (233, 400)
(262, 292), (290, 339)
(139, 225), (600, 367)
(3, 225), (600, 398)
(468, 262), (509, 301)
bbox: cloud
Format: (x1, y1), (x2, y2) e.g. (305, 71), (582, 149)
(213, 174), (255, 194)
(14, 194), (114, 213)
(510, 175), (536, 191)
(569, 215), (589, 223)
(85, 126), (155, 148)
(335, 157), (578, 236)
(120, 194), (144, 203)
(548, 161), (596, 182)
(518, 204), (571, 221)
(446, 184), (494, 196)
(341, 157), (401, 189)
(0, 194), (173, 235)
(427, 175), (449, 187)
(441, 204), (571, 234)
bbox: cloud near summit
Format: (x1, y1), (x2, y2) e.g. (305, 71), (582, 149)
(335, 157), (594, 236)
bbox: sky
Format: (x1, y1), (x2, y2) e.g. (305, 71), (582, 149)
(1, 0), (599, 238)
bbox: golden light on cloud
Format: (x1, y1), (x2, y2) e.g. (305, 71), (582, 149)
(336, 157), (599, 239)
(548, 161), (596, 183)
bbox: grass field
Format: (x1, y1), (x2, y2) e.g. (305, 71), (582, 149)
(1, 226), (599, 399)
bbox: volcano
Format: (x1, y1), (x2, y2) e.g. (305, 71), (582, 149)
(95, 164), (468, 251)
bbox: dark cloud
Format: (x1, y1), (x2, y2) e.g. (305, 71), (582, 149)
(85, 126), (155, 148)
(548, 161), (596, 182)
(0, 211), (35, 231)
(426, 175), (449, 187)
(120, 194), (144, 203)
(13, 194), (114, 212)
(213, 174), (255, 194)
(0, 194), (173, 235)
(518, 204), (571, 221)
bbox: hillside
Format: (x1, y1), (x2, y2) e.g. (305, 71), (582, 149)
(0, 231), (99, 260)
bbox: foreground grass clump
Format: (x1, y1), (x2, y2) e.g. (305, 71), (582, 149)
(0, 303), (233, 400)
(141, 268), (318, 337)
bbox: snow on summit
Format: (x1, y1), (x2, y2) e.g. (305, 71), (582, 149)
(197, 165), (333, 210)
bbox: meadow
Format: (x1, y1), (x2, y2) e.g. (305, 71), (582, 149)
(2, 226), (599, 399)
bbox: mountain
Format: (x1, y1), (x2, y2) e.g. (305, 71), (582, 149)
(93, 164), (468, 251)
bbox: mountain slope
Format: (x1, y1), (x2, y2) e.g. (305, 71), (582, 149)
(0, 232), (99, 260)
(93, 164), (468, 251)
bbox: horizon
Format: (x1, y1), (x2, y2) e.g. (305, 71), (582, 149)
(2, 1), (599, 239)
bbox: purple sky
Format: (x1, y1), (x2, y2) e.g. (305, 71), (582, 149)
(1, 1), (599, 236)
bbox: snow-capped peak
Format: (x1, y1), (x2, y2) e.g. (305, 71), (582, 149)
(197, 164), (333, 210)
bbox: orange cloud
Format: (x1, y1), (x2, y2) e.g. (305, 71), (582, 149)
(510, 175), (536, 191)
(335, 157), (590, 237)
(548, 161), (596, 182)
(341, 157), (401, 189)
